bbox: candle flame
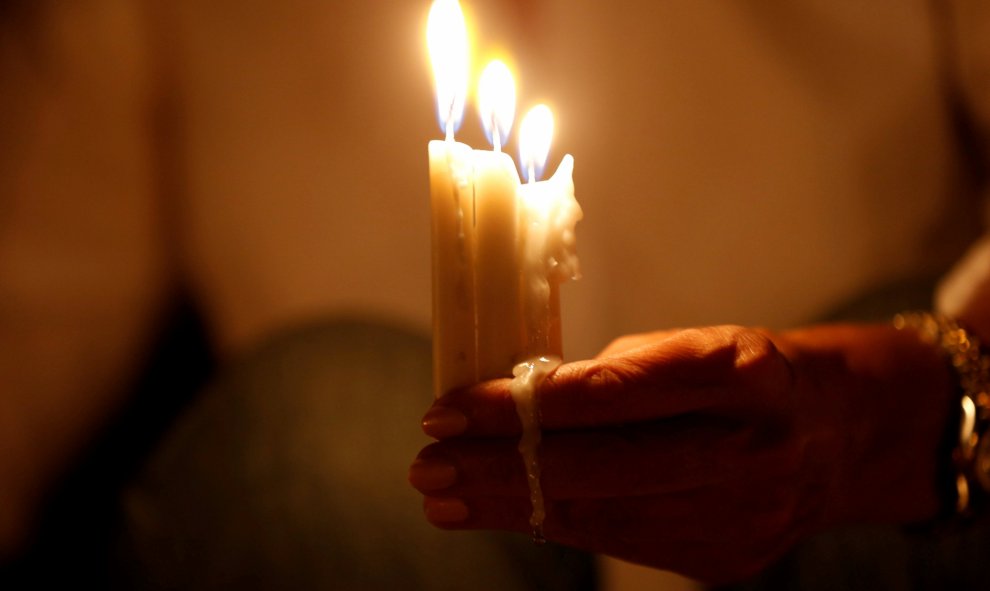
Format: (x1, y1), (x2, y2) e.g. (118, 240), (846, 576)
(427, 0), (469, 140)
(478, 60), (515, 152)
(519, 104), (554, 182)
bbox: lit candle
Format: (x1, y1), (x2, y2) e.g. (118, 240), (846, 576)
(517, 105), (581, 360)
(427, 0), (476, 397)
(509, 105), (581, 542)
(473, 60), (524, 382)
(426, 0), (582, 399)
(425, 0), (583, 543)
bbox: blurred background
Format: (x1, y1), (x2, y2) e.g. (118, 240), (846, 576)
(0, 0), (985, 589)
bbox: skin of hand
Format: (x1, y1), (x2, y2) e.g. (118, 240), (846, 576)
(410, 324), (954, 584)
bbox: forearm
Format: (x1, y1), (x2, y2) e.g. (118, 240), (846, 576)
(779, 323), (954, 527)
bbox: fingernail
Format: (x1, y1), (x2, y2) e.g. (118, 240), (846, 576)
(409, 458), (457, 491)
(424, 497), (469, 524)
(422, 406), (468, 438)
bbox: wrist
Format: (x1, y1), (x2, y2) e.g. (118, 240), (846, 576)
(894, 312), (990, 518)
(778, 323), (954, 528)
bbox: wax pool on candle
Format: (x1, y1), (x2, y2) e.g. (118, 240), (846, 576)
(518, 154), (580, 359)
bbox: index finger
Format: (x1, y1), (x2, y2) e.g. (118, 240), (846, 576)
(423, 326), (790, 438)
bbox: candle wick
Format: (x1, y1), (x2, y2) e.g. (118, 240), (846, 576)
(491, 118), (502, 153)
(445, 100), (456, 141)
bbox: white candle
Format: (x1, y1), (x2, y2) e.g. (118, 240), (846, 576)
(473, 60), (524, 382)
(511, 105), (581, 541)
(427, 0), (476, 397)
(429, 140), (477, 398)
(472, 149), (525, 381)
(517, 106), (581, 359)
(426, 0), (582, 398)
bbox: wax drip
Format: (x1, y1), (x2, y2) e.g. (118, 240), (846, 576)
(509, 355), (560, 544)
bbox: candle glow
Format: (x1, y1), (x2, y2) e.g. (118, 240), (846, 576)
(427, 0), (470, 139)
(519, 104), (554, 182)
(478, 60), (516, 152)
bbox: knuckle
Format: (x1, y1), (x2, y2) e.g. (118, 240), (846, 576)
(733, 329), (779, 367)
(669, 326), (746, 370)
(692, 325), (748, 347)
(732, 329), (795, 392)
(580, 361), (632, 390)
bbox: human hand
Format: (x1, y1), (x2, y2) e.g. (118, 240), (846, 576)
(410, 325), (952, 583)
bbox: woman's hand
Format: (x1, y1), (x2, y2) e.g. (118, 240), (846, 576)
(409, 325), (953, 583)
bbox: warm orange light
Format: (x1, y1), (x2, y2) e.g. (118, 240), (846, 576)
(477, 60), (515, 152)
(519, 104), (554, 182)
(427, 0), (469, 140)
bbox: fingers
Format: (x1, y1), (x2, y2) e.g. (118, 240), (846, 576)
(419, 493), (744, 581)
(413, 325), (808, 585)
(545, 328), (792, 429)
(420, 480), (808, 584)
(422, 378), (518, 438)
(424, 326), (792, 439)
(422, 491), (719, 547)
(412, 418), (749, 499)
(422, 495), (530, 532)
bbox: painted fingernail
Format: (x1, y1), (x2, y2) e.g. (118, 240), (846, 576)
(409, 458), (457, 491)
(424, 497), (469, 524)
(422, 406), (468, 438)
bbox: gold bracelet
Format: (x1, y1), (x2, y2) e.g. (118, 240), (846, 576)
(893, 312), (990, 515)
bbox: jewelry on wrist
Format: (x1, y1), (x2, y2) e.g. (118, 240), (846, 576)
(893, 312), (990, 516)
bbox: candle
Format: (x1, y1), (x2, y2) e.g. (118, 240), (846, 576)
(517, 106), (581, 359)
(425, 0), (583, 543)
(473, 60), (524, 382)
(510, 105), (580, 541)
(426, 0), (582, 399)
(427, 0), (476, 397)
